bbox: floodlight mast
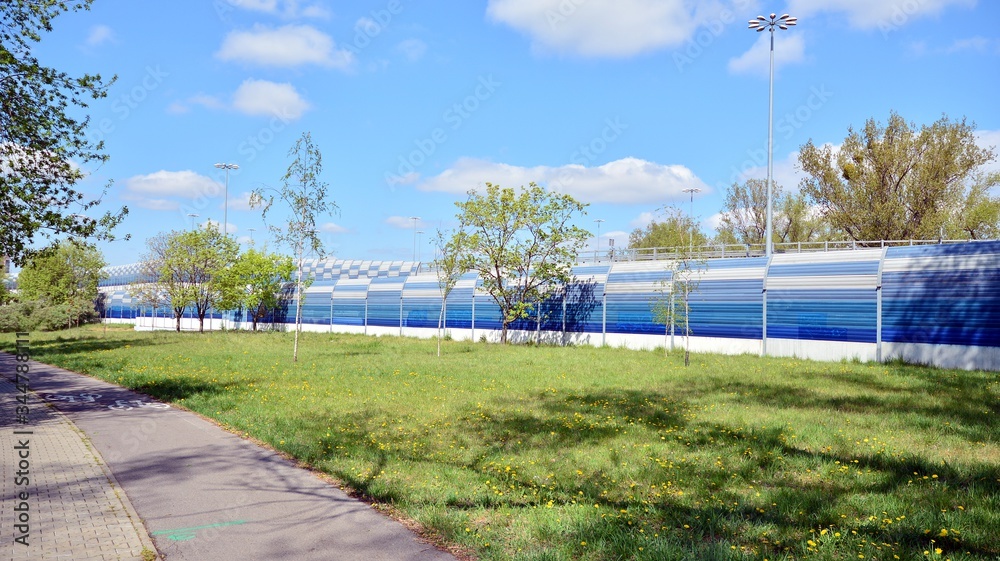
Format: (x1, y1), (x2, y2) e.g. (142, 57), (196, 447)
(681, 187), (702, 253)
(594, 218), (605, 262)
(214, 162), (239, 236)
(747, 13), (796, 258)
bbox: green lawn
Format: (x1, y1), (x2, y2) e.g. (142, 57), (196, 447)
(3, 326), (998, 561)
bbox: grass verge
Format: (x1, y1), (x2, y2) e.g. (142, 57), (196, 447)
(3, 326), (998, 561)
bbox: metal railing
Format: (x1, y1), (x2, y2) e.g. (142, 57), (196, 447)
(581, 238), (995, 264)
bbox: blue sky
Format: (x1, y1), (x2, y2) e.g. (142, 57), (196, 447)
(35, 0), (1000, 267)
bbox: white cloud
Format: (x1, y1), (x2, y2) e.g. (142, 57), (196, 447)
(416, 157), (709, 205)
(629, 211), (656, 228)
(86, 25), (114, 47)
(320, 222), (348, 233)
(228, 0), (279, 12)
(189, 94), (227, 110)
(786, 0), (975, 29)
(166, 102), (190, 115)
(124, 170), (222, 200)
(486, 0), (704, 57)
(225, 192), (259, 212)
(202, 219), (238, 234)
(387, 171), (420, 186)
(227, 0), (331, 19)
(386, 216), (423, 229)
(704, 212), (725, 231)
(736, 150), (808, 192)
(728, 33), (806, 75)
(169, 94), (228, 114)
(907, 40), (928, 57)
(590, 229), (630, 252)
(133, 199), (180, 211)
(947, 36), (1000, 54)
(232, 79), (310, 119)
(976, 129), (1000, 175)
(396, 39), (428, 62)
(216, 24), (354, 69)
(301, 4), (331, 18)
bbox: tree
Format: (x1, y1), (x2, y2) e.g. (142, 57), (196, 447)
(954, 172), (1000, 240)
(138, 232), (189, 332)
(250, 132), (337, 361)
(0, 1), (127, 266)
(651, 252), (703, 367)
(798, 112), (998, 242)
(450, 182), (589, 344)
(216, 248), (295, 331)
(169, 225), (238, 333)
(716, 179), (829, 247)
(628, 206), (708, 250)
(433, 225), (467, 356)
(127, 276), (168, 329)
(0, 273), (12, 306)
(143, 226), (239, 333)
(16, 240), (106, 327)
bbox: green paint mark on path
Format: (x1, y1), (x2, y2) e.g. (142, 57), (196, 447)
(151, 520), (249, 541)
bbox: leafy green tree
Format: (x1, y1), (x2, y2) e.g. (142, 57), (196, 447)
(651, 252), (703, 366)
(450, 182), (589, 344)
(433, 225), (467, 356)
(127, 277), (168, 329)
(250, 132), (337, 361)
(954, 172), (1000, 240)
(216, 248), (294, 331)
(798, 112), (998, 242)
(0, 273), (12, 306)
(0, 1), (127, 266)
(138, 232), (189, 332)
(716, 179), (829, 248)
(145, 225), (239, 333)
(16, 240), (106, 327)
(628, 206), (708, 250)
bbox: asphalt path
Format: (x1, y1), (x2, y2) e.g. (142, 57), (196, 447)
(0, 352), (458, 561)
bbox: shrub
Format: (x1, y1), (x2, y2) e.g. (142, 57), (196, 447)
(0, 300), (101, 332)
(0, 303), (32, 332)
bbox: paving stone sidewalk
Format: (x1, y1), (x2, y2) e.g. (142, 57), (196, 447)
(0, 352), (458, 561)
(1, 376), (157, 560)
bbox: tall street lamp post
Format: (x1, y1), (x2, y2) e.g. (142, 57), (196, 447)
(187, 213), (199, 230)
(214, 162), (239, 236)
(594, 218), (604, 262)
(409, 216), (420, 261)
(681, 188), (701, 252)
(748, 13), (796, 257)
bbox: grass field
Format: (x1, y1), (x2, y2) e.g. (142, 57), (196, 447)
(3, 325), (998, 561)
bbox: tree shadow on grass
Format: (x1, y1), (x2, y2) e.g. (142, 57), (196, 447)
(457, 388), (691, 458)
(211, 384), (1000, 560)
(544, 419), (1000, 560)
(7, 334), (166, 358)
(698, 369), (1000, 445)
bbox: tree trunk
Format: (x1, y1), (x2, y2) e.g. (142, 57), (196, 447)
(175, 315), (181, 332)
(199, 314), (205, 333)
(252, 316), (258, 332)
(437, 300), (444, 357)
(684, 298), (690, 367)
(293, 251), (303, 362)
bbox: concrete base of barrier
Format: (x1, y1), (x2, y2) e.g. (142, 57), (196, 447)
(101, 319), (998, 371)
(766, 338), (878, 363)
(883, 342), (1000, 371)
